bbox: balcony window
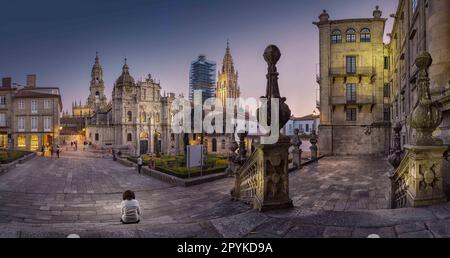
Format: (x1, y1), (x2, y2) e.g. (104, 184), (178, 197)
(0, 96), (6, 107)
(31, 116), (38, 132)
(346, 56), (356, 74)
(18, 117), (25, 132)
(0, 113), (6, 127)
(346, 84), (357, 102)
(383, 83), (390, 97)
(95, 133), (99, 141)
(127, 133), (132, 142)
(44, 99), (52, 109)
(331, 30), (342, 44)
(346, 28), (356, 43)
(127, 111), (132, 122)
(44, 116), (52, 132)
(346, 108), (357, 121)
(18, 100), (25, 110)
(31, 100), (38, 114)
(384, 56), (390, 69)
(384, 107), (391, 121)
(360, 28), (371, 42)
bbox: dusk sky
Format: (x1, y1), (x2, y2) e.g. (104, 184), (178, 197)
(0, 0), (397, 117)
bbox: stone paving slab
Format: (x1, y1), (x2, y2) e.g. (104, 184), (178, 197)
(0, 151), (449, 238)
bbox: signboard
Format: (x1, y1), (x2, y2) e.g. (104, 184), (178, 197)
(186, 145), (203, 168)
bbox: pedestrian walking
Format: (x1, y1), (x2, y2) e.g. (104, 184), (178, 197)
(56, 145), (60, 158)
(41, 145), (45, 156)
(137, 156), (143, 174)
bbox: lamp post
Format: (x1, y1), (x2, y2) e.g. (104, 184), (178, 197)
(312, 109), (317, 133)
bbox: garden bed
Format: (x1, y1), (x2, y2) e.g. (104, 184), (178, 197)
(127, 154), (228, 179)
(0, 150), (33, 164)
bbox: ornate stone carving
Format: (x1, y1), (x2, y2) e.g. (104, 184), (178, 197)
(290, 128), (302, 168)
(309, 130), (318, 161)
(388, 122), (404, 169)
(409, 52), (443, 146)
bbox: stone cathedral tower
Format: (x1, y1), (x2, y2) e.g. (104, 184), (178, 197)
(87, 52), (108, 111)
(216, 41), (239, 104)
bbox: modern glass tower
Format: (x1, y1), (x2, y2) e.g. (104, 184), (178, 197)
(189, 55), (216, 103)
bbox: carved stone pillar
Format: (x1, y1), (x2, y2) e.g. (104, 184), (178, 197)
(290, 128), (302, 168)
(253, 135), (293, 211)
(404, 145), (447, 207)
(309, 130), (318, 161)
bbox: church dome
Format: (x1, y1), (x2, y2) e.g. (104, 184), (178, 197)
(115, 60), (135, 87)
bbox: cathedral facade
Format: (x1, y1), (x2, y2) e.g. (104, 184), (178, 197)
(84, 54), (182, 156)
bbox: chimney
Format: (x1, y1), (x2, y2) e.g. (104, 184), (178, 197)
(2, 77), (12, 88)
(26, 74), (36, 88)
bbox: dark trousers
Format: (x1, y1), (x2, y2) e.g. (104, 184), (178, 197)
(138, 165), (142, 174)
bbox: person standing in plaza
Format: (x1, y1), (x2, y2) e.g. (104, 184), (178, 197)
(56, 145), (60, 158)
(137, 156), (143, 174)
(41, 145), (45, 157)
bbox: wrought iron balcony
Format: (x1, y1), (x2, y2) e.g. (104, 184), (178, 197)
(329, 95), (375, 105)
(329, 67), (375, 76)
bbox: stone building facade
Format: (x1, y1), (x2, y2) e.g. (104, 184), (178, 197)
(388, 0), (450, 148)
(0, 75), (62, 150)
(84, 55), (182, 156)
(314, 7), (391, 155)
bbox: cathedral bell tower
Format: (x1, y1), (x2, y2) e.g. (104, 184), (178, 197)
(87, 52), (107, 111)
(216, 40), (239, 105)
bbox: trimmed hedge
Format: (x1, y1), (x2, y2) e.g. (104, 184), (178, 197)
(0, 150), (33, 164)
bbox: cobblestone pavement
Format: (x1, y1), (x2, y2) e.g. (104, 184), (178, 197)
(0, 150), (449, 238)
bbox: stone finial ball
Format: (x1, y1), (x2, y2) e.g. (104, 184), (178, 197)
(263, 45), (281, 65)
(415, 52), (433, 69)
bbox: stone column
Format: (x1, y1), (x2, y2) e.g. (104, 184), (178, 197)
(403, 145), (447, 207)
(310, 130), (318, 161)
(290, 128), (302, 168)
(253, 135), (293, 211)
(405, 52), (447, 207)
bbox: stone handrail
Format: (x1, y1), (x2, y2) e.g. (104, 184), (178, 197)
(232, 149), (262, 207)
(389, 152), (410, 208)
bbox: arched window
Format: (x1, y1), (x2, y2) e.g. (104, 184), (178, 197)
(127, 111), (132, 122)
(360, 28), (371, 42)
(95, 91), (100, 101)
(221, 139), (226, 150)
(156, 113), (160, 123)
(127, 133), (132, 142)
(331, 29), (342, 44)
(212, 138), (217, 152)
(140, 111), (147, 123)
(346, 28), (356, 42)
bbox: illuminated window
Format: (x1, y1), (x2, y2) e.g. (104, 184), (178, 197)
(30, 135), (39, 150)
(17, 135), (26, 148)
(331, 30), (342, 44)
(360, 28), (371, 42)
(346, 28), (356, 42)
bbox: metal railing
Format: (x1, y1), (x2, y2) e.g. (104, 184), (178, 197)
(329, 95), (375, 105)
(329, 67), (375, 76)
